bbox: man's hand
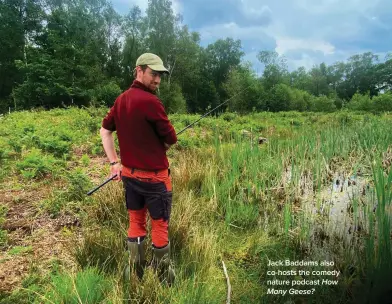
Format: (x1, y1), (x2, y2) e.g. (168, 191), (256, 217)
(110, 163), (122, 181)
(164, 142), (171, 150)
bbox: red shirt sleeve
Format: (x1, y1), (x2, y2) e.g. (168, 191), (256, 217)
(145, 97), (177, 145)
(102, 103), (117, 131)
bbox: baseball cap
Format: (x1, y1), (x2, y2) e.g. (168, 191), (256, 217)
(135, 53), (169, 74)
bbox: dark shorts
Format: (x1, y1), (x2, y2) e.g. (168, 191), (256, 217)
(122, 176), (173, 221)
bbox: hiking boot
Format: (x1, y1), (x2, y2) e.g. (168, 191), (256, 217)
(124, 237), (146, 280)
(152, 242), (176, 286)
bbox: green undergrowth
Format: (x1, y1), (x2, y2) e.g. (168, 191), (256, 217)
(0, 108), (391, 303)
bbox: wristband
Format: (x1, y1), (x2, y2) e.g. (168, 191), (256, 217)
(110, 161), (118, 166)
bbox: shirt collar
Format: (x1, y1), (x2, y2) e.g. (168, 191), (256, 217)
(131, 80), (156, 94)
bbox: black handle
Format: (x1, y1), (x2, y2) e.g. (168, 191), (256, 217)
(87, 174), (118, 196)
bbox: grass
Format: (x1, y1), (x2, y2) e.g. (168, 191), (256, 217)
(0, 108), (391, 303)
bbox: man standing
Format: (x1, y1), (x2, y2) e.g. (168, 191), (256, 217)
(100, 53), (177, 285)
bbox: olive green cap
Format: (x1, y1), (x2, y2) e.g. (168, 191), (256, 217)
(135, 53), (169, 74)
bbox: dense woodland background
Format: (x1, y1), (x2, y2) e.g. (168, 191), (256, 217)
(1, 0), (392, 114)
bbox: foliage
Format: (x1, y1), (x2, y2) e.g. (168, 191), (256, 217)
(268, 83), (292, 111)
(0, 229), (7, 249)
(0, 206), (8, 248)
(310, 95), (337, 112)
(223, 64), (265, 113)
(347, 92), (373, 111)
(91, 81), (122, 107)
(66, 168), (92, 201)
(0, 0), (391, 114)
(1, 108), (392, 303)
(158, 81), (187, 114)
(290, 88), (313, 111)
(372, 91), (392, 112)
(16, 148), (59, 179)
(43, 267), (111, 304)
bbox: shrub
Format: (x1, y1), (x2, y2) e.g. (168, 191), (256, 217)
(0, 142), (8, 162)
(373, 92), (392, 112)
(0, 229), (8, 249)
(16, 148), (58, 179)
(91, 81), (122, 107)
(66, 168), (92, 201)
(158, 81), (187, 114)
(268, 83), (292, 111)
(348, 92), (373, 111)
(310, 95), (337, 112)
(290, 88), (311, 112)
(37, 136), (71, 158)
(220, 112), (237, 122)
(80, 154), (90, 166)
(0, 205), (7, 226)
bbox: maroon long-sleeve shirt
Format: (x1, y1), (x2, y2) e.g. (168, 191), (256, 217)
(101, 80), (177, 170)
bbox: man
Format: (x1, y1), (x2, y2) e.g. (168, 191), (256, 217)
(100, 53), (177, 285)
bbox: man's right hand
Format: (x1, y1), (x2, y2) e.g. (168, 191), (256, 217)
(110, 163), (122, 181)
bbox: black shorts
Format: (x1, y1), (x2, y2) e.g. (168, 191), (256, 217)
(122, 176), (172, 222)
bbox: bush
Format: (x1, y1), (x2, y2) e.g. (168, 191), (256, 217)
(0, 205), (7, 226)
(268, 83), (292, 111)
(91, 81), (122, 107)
(290, 89), (312, 111)
(158, 81), (187, 114)
(373, 92), (392, 112)
(0, 142), (8, 162)
(66, 168), (92, 201)
(0, 229), (8, 249)
(310, 95), (337, 112)
(16, 148), (59, 179)
(223, 65), (266, 113)
(37, 136), (71, 158)
(348, 92), (373, 111)
(220, 112), (237, 122)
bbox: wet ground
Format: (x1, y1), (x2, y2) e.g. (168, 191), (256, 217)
(313, 173), (373, 242)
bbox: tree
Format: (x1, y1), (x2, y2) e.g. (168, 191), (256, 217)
(0, 0), (44, 110)
(169, 25), (203, 112)
(309, 63), (330, 96)
(290, 88), (312, 112)
(158, 81), (186, 113)
(121, 5), (147, 88)
(102, 5), (122, 82)
(223, 63), (265, 113)
(290, 67), (311, 91)
(268, 83), (292, 112)
(145, 0), (177, 66)
(12, 0), (114, 109)
(340, 52), (379, 100)
(203, 38), (244, 102)
(374, 54), (392, 93)
(257, 50), (289, 90)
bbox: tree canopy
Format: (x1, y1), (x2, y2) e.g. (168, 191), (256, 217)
(1, 0), (391, 113)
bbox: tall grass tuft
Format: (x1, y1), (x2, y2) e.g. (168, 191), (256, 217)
(41, 267), (112, 304)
